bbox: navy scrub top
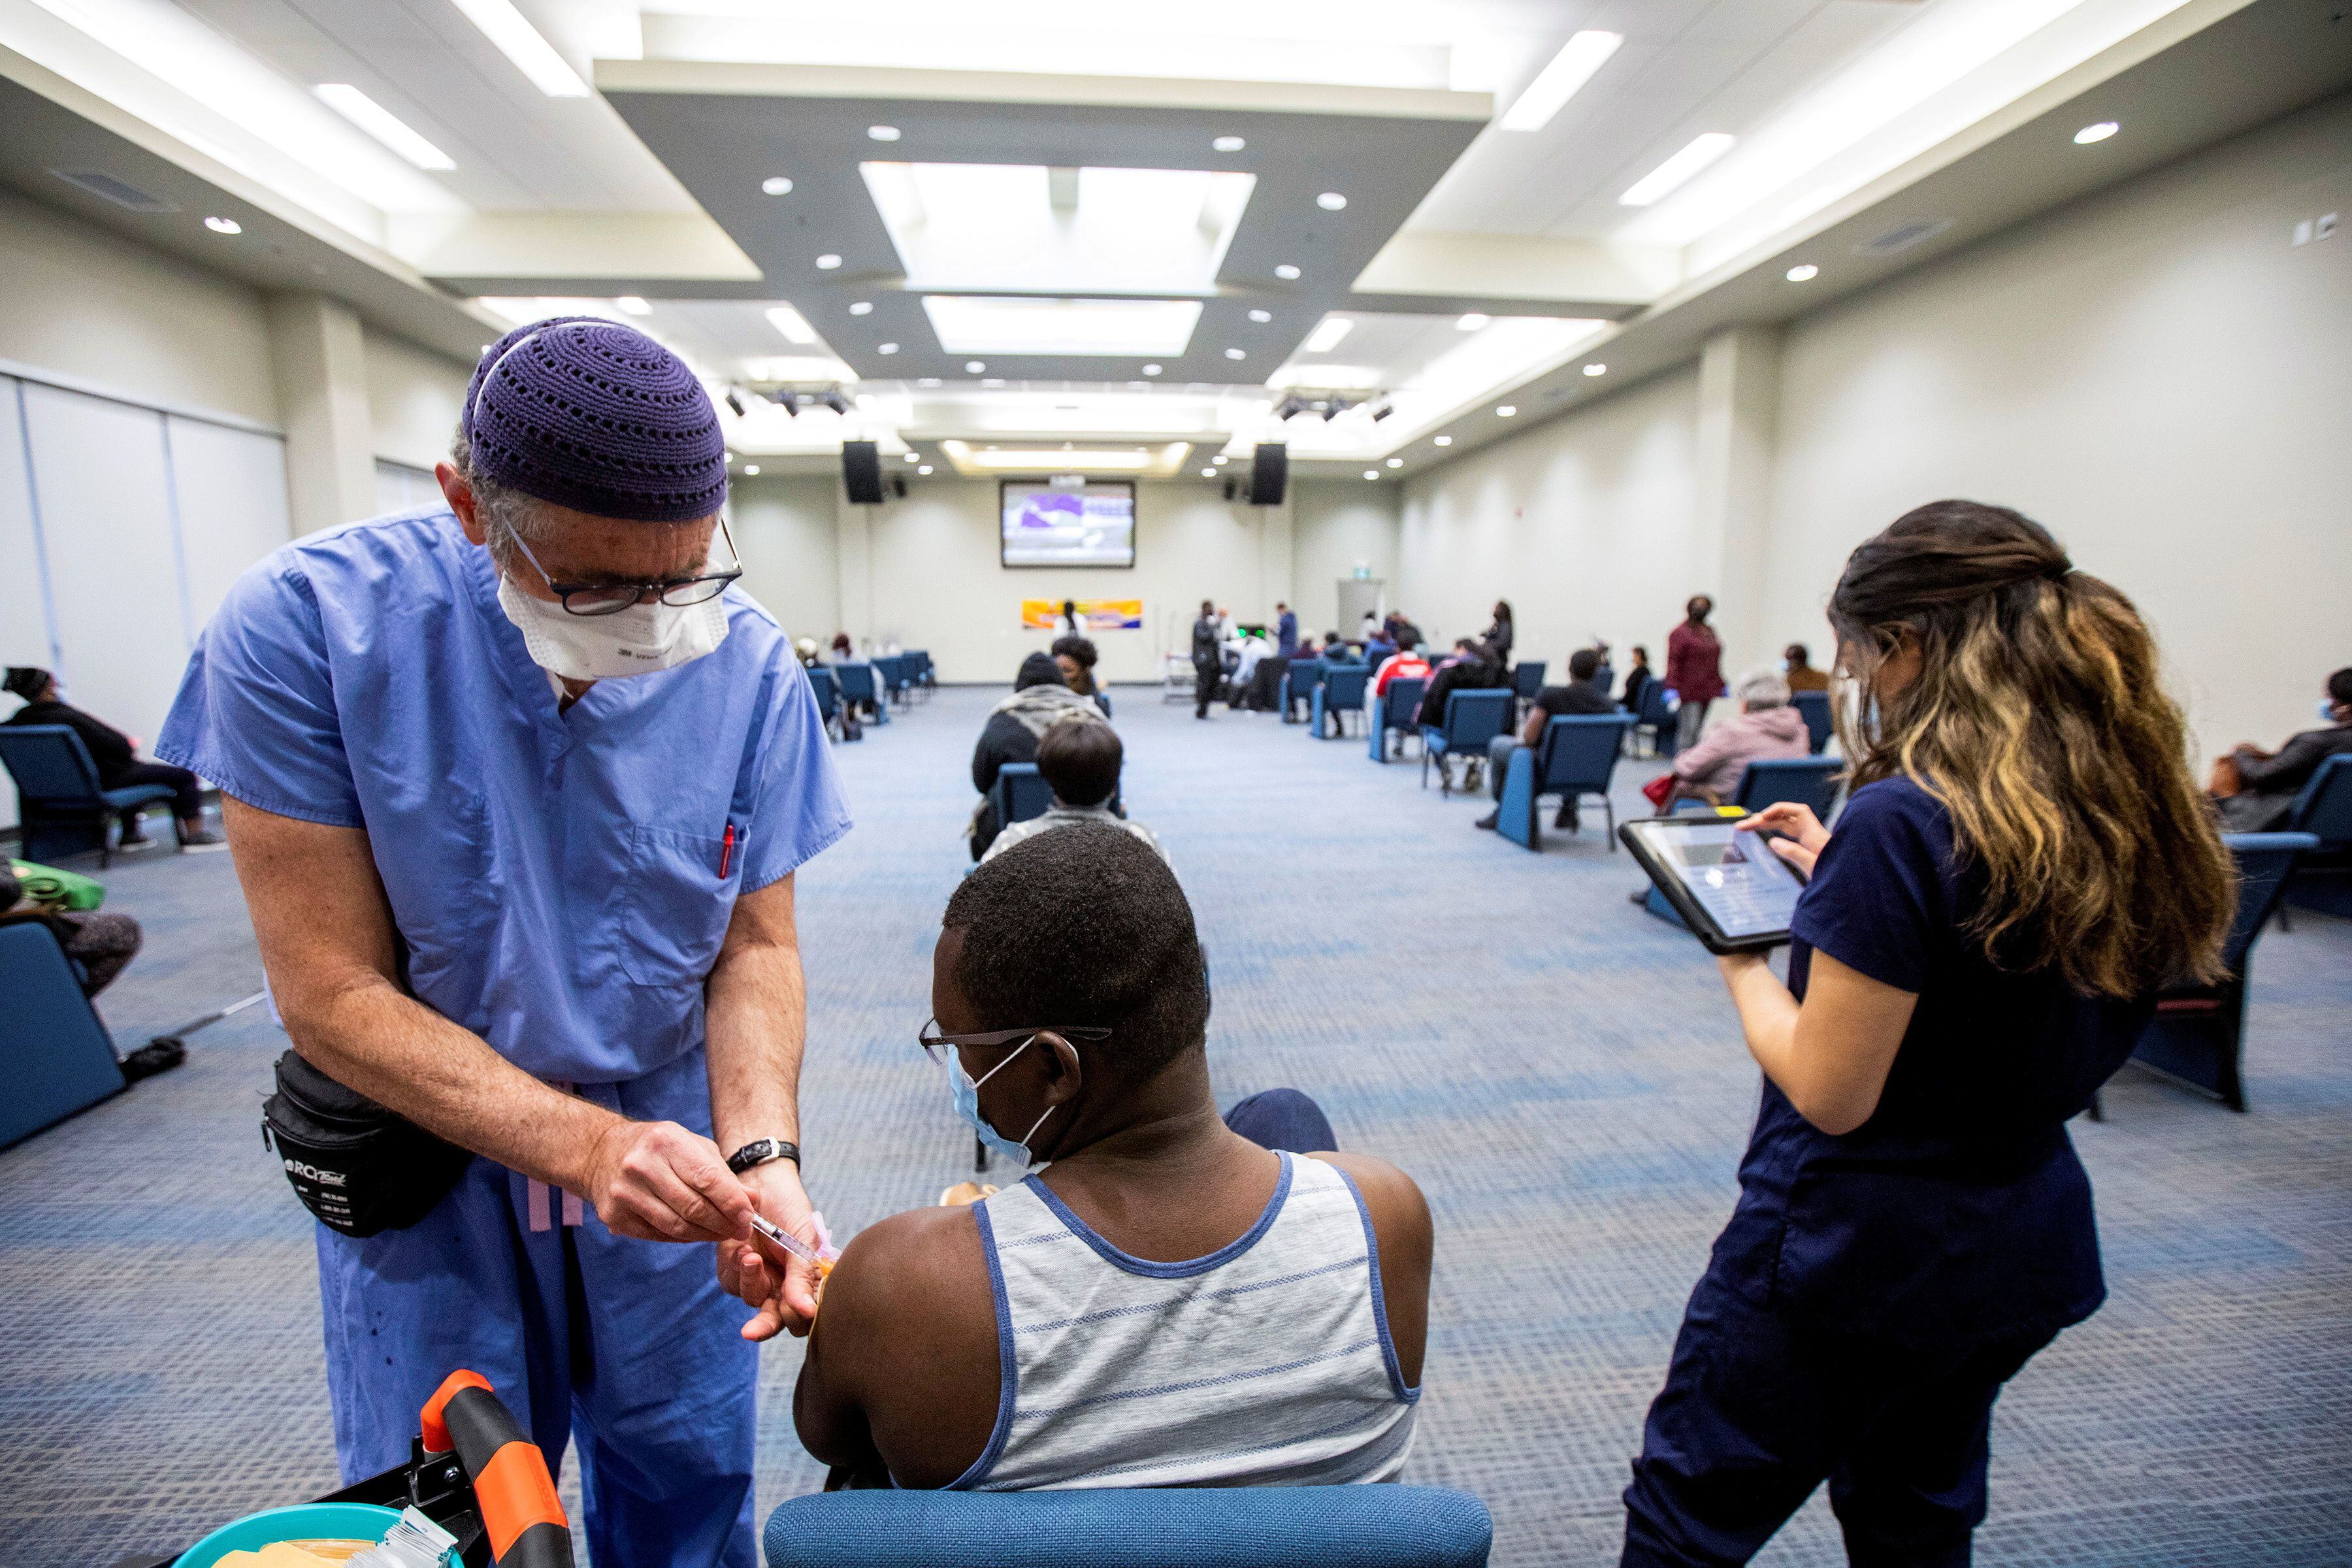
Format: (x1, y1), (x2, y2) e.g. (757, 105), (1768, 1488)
(1708, 777), (2153, 1348)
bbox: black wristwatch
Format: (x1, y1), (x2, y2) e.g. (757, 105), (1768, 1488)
(725, 1138), (801, 1175)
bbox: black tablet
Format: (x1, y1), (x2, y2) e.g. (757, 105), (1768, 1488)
(1620, 814), (1806, 955)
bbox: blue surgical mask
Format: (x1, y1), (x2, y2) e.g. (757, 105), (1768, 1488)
(943, 1036), (1058, 1169)
(2325, 700), (2342, 723)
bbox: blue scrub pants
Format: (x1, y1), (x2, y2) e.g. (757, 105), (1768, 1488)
(1622, 1269), (2055, 1568)
(316, 1049), (757, 1568)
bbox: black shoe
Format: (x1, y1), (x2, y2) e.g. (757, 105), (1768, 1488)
(120, 1038), (186, 1081)
(177, 830), (229, 852)
(118, 830), (155, 850)
(1628, 887), (1651, 906)
(1554, 805), (1580, 831)
(1473, 809), (1499, 830)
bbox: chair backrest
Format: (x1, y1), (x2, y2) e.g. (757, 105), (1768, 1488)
(1324, 664), (1371, 709)
(0, 726), (105, 803)
(1440, 689), (1514, 750)
(1292, 659), (1329, 690)
(834, 661), (877, 702)
(1512, 661), (1546, 698)
(1380, 677), (1426, 728)
(2288, 753), (2352, 845)
(0, 921), (127, 1151)
(1791, 689), (1833, 753)
(872, 653), (902, 689)
(1636, 681), (1677, 727)
(1537, 713), (1634, 791)
(992, 762), (1054, 826)
(804, 665), (839, 720)
(2218, 832), (2317, 972)
(1735, 756), (1843, 817)
(763, 1484), (1493, 1568)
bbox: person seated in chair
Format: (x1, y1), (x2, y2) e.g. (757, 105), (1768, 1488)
(1414, 640), (1508, 791)
(2210, 666), (2352, 832)
(970, 653), (1106, 860)
(3, 666), (223, 850)
(1321, 633), (1360, 664)
(779, 825), (1429, 1490)
(1052, 635), (1111, 719)
(1782, 642), (1831, 693)
(983, 717), (1166, 868)
(0, 862), (142, 998)
(1475, 648), (1618, 833)
(1619, 645), (1655, 713)
(1654, 667), (1810, 809)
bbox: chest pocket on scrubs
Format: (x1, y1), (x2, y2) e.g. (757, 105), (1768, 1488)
(616, 823), (738, 987)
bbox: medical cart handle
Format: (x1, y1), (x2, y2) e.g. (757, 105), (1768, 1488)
(420, 1371), (574, 1568)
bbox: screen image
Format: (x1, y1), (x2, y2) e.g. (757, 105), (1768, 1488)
(1635, 819), (1806, 939)
(1000, 481), (1136, 568)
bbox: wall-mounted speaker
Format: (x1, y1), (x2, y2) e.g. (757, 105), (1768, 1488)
(841, 440), (885, 504)
(891, 474), (908, 498)
(1222, 478), (1239, 504)
(1247, 442), (1288, 506)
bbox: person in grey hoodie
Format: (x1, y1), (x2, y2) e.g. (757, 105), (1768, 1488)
(1659, 668), (1812, 808)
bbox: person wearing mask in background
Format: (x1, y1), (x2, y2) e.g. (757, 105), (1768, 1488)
(1052, 634), (1110, 720)
(973, 652), (1107, 858)
(981, 716), (1168, 868)
(2210, 667), (2352, 831)
(3, 667), (224, 851)
(1191, 599), (1222, 720)
(1782, 642), (1831, 693)
(1482, 600), (1514, 668)
(1620, 646), (1656, 713)
(155, 318), (851, 1567)
(1620, 500), (2232, 1567)
(1652, 668), (1811, 811)
(1275, 601), (1299, 658)
(1475, 649), (1617, 833)
(1665, 596), (1725, 751)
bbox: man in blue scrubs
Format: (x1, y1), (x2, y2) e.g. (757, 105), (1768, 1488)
(159, 318), (849, 1566)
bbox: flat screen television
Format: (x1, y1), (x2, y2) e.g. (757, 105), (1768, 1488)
(1000, 480), (1136, 568)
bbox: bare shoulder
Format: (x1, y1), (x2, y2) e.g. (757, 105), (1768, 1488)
(825, 1202), (988, 1323)
(1309, 1151), (1430, 1232)
(1306, 1151), (1431, 1385)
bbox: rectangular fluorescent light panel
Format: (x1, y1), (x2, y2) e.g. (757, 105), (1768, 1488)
(1302, 316), (1354, 354)
(923, 297), (1202, 357)
(1501, 31), (1623, 131)
(765, 305), (817, 345)
(1620, 133), (1737, 206)
(448, 0), (590, 97)
(314, 85), (455, 171)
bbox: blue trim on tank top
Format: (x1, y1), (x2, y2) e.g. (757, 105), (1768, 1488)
(1331, 1164), (1420, 1404)
(1021, 1151), (1295, 1279)
(944, 1200), (1019, 1490)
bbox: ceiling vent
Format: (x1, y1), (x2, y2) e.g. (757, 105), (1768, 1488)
(1854, 217), (1952, 256)
(50, 169), (179, 213)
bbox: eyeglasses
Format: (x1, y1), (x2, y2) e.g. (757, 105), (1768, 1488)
(918, 1018), (1111, 1066)
(508, 517), (745, 617)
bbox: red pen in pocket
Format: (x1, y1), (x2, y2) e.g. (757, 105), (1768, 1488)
(719, 822), (736, 878)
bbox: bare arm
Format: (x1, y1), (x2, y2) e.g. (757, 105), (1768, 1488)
(1310, 1152), (1431, 1386)
(1519, 705), (1548, 747)
(1715, 948), (1918, 1135)
(222, 794), (753, 1243)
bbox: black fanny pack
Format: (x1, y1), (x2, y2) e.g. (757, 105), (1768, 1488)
(261, 1049), (473, 1237)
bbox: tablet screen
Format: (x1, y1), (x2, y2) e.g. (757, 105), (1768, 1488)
(1633, 819), (1805, 939)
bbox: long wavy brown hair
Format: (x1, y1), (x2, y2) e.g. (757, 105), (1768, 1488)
(1828, 500), (2231, 997)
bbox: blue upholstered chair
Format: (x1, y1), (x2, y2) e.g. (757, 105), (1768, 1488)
(905, 649), (936, 694)
(1791, 690), (1833, 754)
(1631, 683), (1679, 759)
(762, 1484), (1492, 1568)
(0, 921), (129, 1151)
(989, 763), (1054, 832)
(1497, 714), (1635, 851)
(1420, 689), (1513, 794)
(804, 666), (843, 739)
(871, 655), (910, 706)
(833, 662), (888, 725)
(1369, 678), (1426, 763)
(2280, 753), (2352, 923)
(2123, 832), (2315, 1111)
(1734, 757), (1843, 818)
(1509, 661), (1546, 725)
(1281, 660), (1326, 725)
(1313, 664), (1371, 739)
(0, 725), (180, 868)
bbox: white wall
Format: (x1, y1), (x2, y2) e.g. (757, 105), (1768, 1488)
(363, 327), (472, 471)
(1292, 480), (1401, 642)
(730, 474), (840, 650)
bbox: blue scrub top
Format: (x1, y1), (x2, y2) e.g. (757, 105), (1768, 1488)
(1709, 777), (2151, 1348)
(157, 507), (851, 1084)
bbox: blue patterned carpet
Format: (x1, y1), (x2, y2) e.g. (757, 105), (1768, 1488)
(3, 685), (2348, 1565)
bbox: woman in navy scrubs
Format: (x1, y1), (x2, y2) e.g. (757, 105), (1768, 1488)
(1622, 501), (2234, 1567)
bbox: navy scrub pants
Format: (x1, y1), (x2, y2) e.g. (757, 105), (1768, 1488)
(1622, 1270), (2057, 1568)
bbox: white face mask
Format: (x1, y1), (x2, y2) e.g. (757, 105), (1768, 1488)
(497, 574), (728, 682)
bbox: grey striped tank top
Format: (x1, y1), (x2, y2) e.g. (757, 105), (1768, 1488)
(951, 1151), (1419, 1490)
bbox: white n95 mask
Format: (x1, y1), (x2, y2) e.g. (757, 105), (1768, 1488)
(498, 573), (728, 683)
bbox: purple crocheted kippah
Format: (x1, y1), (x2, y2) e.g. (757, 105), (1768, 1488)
(462, 316), (727, 523)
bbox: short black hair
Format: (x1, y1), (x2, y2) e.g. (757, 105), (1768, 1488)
(4, 666), (52, 702)
(1051, 634), (1098, 669)
(2330, 668), (2352, 708)
(945, 823), (1208, 1083)
(1324, 630), (1341, 644)
(1036, 716), (1120, 806)
(1786, 642), (1811, 665)
(1015, 651), (1065, 690)
(1568, 648), (1599, 681)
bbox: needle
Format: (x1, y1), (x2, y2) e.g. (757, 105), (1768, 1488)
(748, 1213), (832, 1275)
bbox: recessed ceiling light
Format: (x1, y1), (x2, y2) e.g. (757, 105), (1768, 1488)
(848, 301), (873, 316)
(2074, 120), (2119, 144)
(1247, 308), (1272, 323)
(615, 295), (651, 315)
(313, 84), (457, 171)
(1620, 133), (1737, 206)
(743, 464), (760, 475)
(1582, 363), (1607, 376)
(1303, 316), (1352, 353)
(1141, 363), (1163, 376)
(815, 253), (842, 270)
(1274, 263), (1301, 280)
(1213, 135), (1245, 152)
(762, 175), (794, 195)
(1456, 312), (1491, 331)
(1201, 466), (1217, 478)
(1495, 404), (1517, 417)
(1363, 470), (1380, 480)
(877, 342), (900, 354)
(1785, 263), (1819, 282)
(902, 452), (919, 462)
(448, 0), (589, 97)
(1224, 347), (1246, 360)
(1386, 457), (1403, 468)
(918, 376), (941, 387)
(965, 361), (986, 373)
(1501, 29), (1624, 132)
(918, 465), (933, 474)
(1213, 453), (1228, 463)
(1433, 435), (1452, 446)
(868, 125), (901, 142)
(1316, 191), (1347, 211)
(765, 305), (817, 344)
(204, 215), (241, 234)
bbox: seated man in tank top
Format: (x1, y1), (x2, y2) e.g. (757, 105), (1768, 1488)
(777, 823), (1430, 1490)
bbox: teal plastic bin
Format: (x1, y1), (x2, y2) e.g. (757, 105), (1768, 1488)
(174, 1502), (408, 1567)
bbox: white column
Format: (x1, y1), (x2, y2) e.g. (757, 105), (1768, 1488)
(1692, 325), (1782, 680)
(266, 293), (376, 534)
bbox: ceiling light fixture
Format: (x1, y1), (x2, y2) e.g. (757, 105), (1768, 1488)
(1501, 29), (1624, 133)
(1620, 133), (1737, 206)
(821, 389), (853, 416)
(2074, 120), (2119, 144)
(1141, 363), (1163, 376)
(1274, 263), (1302, 280)
(902, 452), (919, 462)
(1495, 404), (1518, 417)
(615, 295), (651, 315)
(1213, 135), (1245, 152)
(1363, 470), (1379, 480)
(764, 305), (817, 344)
(868, 125), (902, 142)
(1248, 308), (1271, 323)
(723, 390), (746, 416)
(918, 465), (933, 474)
(1201, 467), (1217, 478)
(1303, 317), (1353, 353)
(762, 175), (794, 195)
(877, 342), (900, 354)
(446, 0), (589, 97)
(1583, 363), (1607, 377)
(203, 215), (241, 235)
(1224, 348), (1246, 360)
(1456, 312), (1491, 331)
(1370, 404), (1394, 422)
(1316, 192), (1347, 211)
(814, 253), (842, 270)
(1785, 263), (1819, 282)
(312, 85), (456, 171)
(848, 301), (874, 315)
(1386, 457), (1403, 468)
(743, 464), (760, 475)
(1433, 435), (1452, 446)
(966, 361), (986, 373)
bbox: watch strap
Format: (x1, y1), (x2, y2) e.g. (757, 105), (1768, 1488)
(725, 1137), (800, 1175)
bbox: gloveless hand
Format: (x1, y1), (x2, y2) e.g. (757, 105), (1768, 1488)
(719, 1158), (823, 1341)
(583, 1119), (754, 1243)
